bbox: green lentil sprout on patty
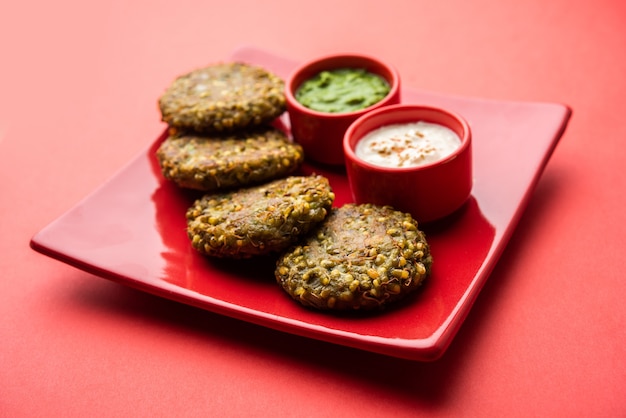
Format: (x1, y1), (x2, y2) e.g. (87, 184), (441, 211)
(159, 62), (287, 133)
(156, 127), (304, 192)
(186, 175), (335, 258)
(275, 203), (433, 311)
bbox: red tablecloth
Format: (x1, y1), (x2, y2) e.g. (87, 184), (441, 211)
(2, 0), (625, 416)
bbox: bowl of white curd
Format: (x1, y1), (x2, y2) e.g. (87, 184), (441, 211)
(343, 104), (472, 223)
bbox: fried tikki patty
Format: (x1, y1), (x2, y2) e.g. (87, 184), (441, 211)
(158, 62), (286, 133)
(275, 204), (433, 311)
(186, 176), (335, 258)
(156, 127), (304, 191)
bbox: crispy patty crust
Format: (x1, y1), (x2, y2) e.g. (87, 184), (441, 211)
(186, 176), (335, 258)
(158, 62), (286, 133)
(275, 204), (433, 311)
(156, 127), (304, 191)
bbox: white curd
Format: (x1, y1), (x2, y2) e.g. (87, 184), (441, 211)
(354, 121), (461, 168)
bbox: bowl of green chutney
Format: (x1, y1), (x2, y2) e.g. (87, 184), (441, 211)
(285, 53), (401, 165)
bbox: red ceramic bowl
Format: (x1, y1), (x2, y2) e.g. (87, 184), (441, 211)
(285, 54), (401, 165)
(343, 104), (473, 223)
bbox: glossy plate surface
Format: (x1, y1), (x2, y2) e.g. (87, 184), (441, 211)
(30, 46), (571, 361)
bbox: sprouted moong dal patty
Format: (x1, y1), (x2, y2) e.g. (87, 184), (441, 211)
(275, 204), (433, 311)
(186, 176), (335, 258)
(156, 127), (304, 191)
(158, 62), (286, 133)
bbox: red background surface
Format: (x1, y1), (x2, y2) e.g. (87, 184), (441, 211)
(2, 0), (625, 416)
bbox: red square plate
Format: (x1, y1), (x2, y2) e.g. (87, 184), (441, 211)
(30, 46), (571, 361)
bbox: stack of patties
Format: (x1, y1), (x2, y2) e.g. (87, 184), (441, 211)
(156, 62), (335, 258)
(157, 62), (304, 192)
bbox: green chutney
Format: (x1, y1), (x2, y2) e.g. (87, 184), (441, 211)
(295, 68), (390, 113)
